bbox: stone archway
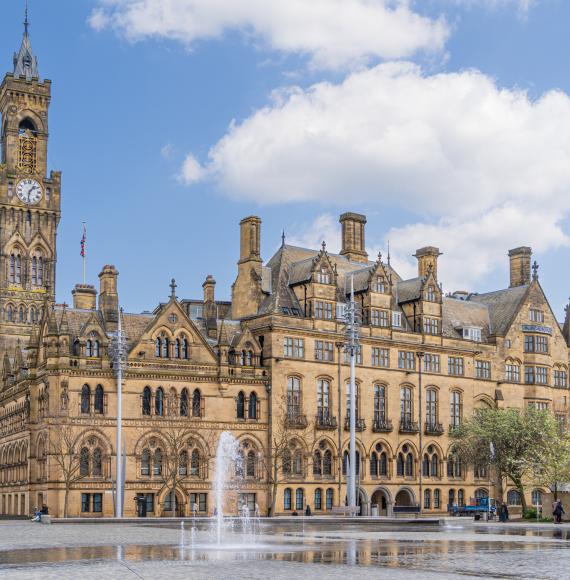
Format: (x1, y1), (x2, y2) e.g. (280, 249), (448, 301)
(395, 488), (415, 507)
(371, 487), (393, 517)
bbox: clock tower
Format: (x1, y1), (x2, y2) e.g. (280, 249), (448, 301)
(0, 10), (61, 357)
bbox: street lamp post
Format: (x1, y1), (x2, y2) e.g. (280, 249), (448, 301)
(110, 307), (127, 517)
(417, 351), (424, 515)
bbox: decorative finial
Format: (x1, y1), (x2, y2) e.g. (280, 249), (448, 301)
(387, 240), (391, 266)
(170, 278), (177, 299)
(532, 260), (539, 281)
(321, 240), (326, 252)
(281, 230), (286, 247)
(24, 0), (29, 36)
(377, 251), (382, 263)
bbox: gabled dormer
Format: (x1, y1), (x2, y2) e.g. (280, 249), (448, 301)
(131, 282), (217, 365)
(356, 253), (393, 328)
(229, 323), (263, 367)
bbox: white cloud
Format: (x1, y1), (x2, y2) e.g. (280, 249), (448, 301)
(188, 62), (570, 288)
(161, 143), (175, 159)
(179, 153), (205, 183)
(89, 0), (449, 70)
(287, 214), (342, 253)
(448, 0), (536, 13)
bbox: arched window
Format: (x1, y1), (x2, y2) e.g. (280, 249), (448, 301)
(405, 452), (414, 477)
(284, 488), (292, 510)
(326, 488), (334, 510)
(155, 387), (164, 416)
(80, 447), (90, 477)
(296, 488), (304, 510)
(317, 379), (330, 421)
(235, 450), (245, 478)
(182, 337), (189, 359)
(192, 389), (202, 417)
(342, 450), (360, 476)
(531, 489), (543, 506)
(246, 450), (256, 477)
(249, 391), (258, 420)
(155, 338), (161, 357)
(287, 377), (301, 419)
(6, 305), (13, 322)
(282, 448), (292, 475)
(236, 391), (245, 419)
(314, 488), (323, 510)
(449, 489), (456, 508)
(180, 388), (189, 417)
(313, 450), (322, 476)
(380, 452), (388, 476)
(153, 449), (163, 475)
(450, 391), (462, 427)
(293, 450), (303, 475)
(426, 285), (436, 302)
(423, 445), (439, 478)
(29, 307), (36, 323)
(323, 449), (332, 476)
(397, 453), (405, 476)
(371, 452), (378, 477)
(246, 350), (253, 366)
(162, 337), (169, 358)
(474, 488), (488, 500)
(191, 448), (200, 476)
(179, 451), (188, 476)
(94, 385), (104, 414)
(81, 385), (90, 414)
(9, 253), (22, 285)
(507, 489), (522, 506)
(18, 306), (25, 323)
(400, 386), (412, 425)
(31, 252), (44, 286)
(86, 340), (92, 357)
(374, 384), (386, 424)
(434, 489), (441, 509)
(458, 489), (465, 506)
(447, 451), (462, 478)
(141, 449), (150, 476)
(426, 389), (438, 428)
(142, 387), (152, 416)
(92, 448), (102, 476)
(424, 489), (431, 509)
(431, 453), (438, 477)
(240, 350), (246, 366)
(174, 339), (181, 359)
(92, 339), (100, 357)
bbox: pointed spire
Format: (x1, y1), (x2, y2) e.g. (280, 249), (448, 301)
(218, 317), (229, 347)
(13, 0), (39, 80)
(59, 304), (69, 335)
(281, 230), (286, 247)
(532, 260), (539, 281)
(14, 341), (24, 370)
(47, 305), (58, 335)
(387, 240), (391, 267)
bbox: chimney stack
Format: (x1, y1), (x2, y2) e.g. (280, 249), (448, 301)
(414, 246), (442, 279)
(339, 212), (368, 263)
(72, 284), (97, 310)
(239, 216), (262, 264)
(508, 247), (532, 287)
(98, 265), (119, 327)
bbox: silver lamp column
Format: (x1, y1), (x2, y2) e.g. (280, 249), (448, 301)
(344, 275), (359, 510)
(110, 308), (127, 517)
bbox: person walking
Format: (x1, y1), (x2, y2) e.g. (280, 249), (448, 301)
(554, 500), (565, 524)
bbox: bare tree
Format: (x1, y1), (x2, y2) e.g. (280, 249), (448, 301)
(48, 423), (84, 518)
(266, 394), (316, 516)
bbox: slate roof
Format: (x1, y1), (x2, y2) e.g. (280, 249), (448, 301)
(468, 285), (529, 336)
(442, 298), (491, 340)
(396, 278), (422, 303)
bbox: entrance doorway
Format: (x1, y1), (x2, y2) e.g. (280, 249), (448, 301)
(163, 490), (185, 517)
(395, 488), (414, 507)
(371, 488), (391, 516)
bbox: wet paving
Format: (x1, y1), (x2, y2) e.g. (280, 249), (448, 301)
(0, 519), (569, 579)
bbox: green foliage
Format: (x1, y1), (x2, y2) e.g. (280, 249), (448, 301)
(451, 407), (562, 512)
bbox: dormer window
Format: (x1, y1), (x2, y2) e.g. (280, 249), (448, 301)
(371, 276), (386, 293)
(316, 267), (331, 284)
(425, 285), (436, 302)
(392, 311), (402, 328)
(530, 309), (544, 323)
(462, 327), (482, 342)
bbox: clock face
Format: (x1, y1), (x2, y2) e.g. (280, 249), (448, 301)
(16, 179), (43, 205)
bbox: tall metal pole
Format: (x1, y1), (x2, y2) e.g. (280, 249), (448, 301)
(346, 275), (358, 510)
(417, 351), (424, 515)
(111, 308), (126, 517)
(336, 342), (343, 506)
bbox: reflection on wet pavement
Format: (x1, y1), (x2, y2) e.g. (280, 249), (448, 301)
(0, 520), (569, 578)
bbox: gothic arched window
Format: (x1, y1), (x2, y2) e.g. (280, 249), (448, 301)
(80, 447), (90, 477)
(162, 337), (169, 358)
(174, 339), (181, 359)
(142, 386), (152, 416)
(182, 337), (189, 359)
(81, 384), (91, 414)
(86, 340), (92, 357)
(180, 388), (189, 417)
(237, 391), (245, 419)
(153, 448), (163, 476)
(141, 449), (150, 476)
(192, 389), (202, 417)
(246, 450), (256, 477)
(92, 448), (102, 476)
(155, 387), (164, 416)
(313, 450), (322, 476)
(6, 305), (13, 322)
(191, 448), (200, 476)
(155, 338), (161, 357)
(94, 385), (104, 414)
(179, 451), (188, 476)
(249, 391), (258, 420)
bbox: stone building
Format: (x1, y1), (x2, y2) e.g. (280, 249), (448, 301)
(1, 17), (569, 519)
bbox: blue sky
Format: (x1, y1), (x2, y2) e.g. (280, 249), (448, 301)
(1, 0), (570, 318)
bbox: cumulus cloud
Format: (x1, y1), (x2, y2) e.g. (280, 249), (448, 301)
(448, 0), (536, 13)
(186, 62), (570, 288)
(179, 153), (205, 183)
(287, 214), (342, 253)
(89, 0), (449, 70)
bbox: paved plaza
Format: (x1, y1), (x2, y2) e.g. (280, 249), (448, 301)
(0, 519), (570, 579)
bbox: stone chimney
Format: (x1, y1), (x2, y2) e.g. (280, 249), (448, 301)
(414, 246), (442, 279)
(72, 284), (97, 310)
(339, 212), (368, 263)
(508, 247), (532, 287)
(98, 265), (119, 328)
(232, 216), (264, 319)
(203, 275), (218, 337)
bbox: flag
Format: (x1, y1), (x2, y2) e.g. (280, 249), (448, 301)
(80, 224), (86, 258)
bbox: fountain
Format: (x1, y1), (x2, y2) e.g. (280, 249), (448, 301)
(213, 431), (241, 544)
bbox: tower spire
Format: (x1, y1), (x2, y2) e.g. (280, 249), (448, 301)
(13, 0), (39, 80)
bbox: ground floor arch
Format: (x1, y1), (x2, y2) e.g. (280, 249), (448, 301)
(395, 487), (416, 507)
(371, 487), (393, 517)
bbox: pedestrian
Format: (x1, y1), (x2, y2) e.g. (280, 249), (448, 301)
(254, 502), (260, 517)
(192, 502), (198, 517)
(305, 504), (311, 517)
(503, 502), (509, 521)
(30, 506), (41, 523)
(554, 500), (565, 524)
